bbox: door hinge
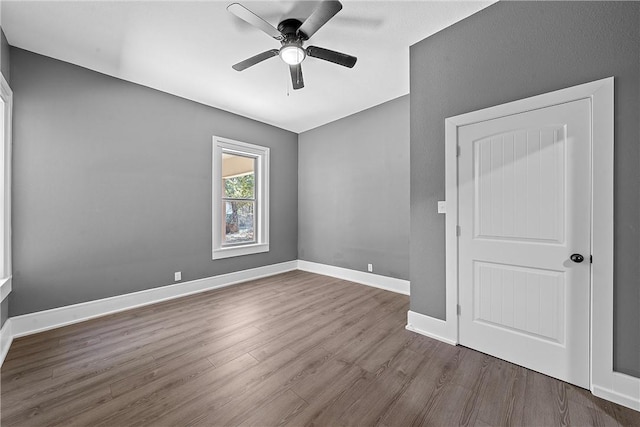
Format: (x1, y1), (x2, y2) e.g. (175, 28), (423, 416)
(457, 304), (461, 315)
(456, 146), (461, 157)
(590, 255), (593, 263)
(456, 225), (461, 236)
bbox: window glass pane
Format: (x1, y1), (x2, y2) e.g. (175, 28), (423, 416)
(224, 201), (255, 244)
(222, 153), (255, 199)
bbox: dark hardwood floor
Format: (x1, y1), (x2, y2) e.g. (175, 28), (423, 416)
(2, 270), (639, 426)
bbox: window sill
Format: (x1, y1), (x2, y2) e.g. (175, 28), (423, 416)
(212, 243), (269, 260)
(0, 276), (11, 302)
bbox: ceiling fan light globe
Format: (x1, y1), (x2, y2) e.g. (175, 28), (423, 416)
(280, 45), (305, 65)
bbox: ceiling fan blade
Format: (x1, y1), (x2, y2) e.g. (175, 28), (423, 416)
(232, 49), (279, 71)
(297, 0), (342, 39)
(306, 46), (357, 68)
(289, 64), (304, 90)
(227, 3), (283, 40)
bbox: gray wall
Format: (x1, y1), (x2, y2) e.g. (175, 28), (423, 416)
(10, 47), (298, 317)
(0, 29), (9, 82)
(410, 1), (640, 377)
(0, 298), (7, 328)
(299, 96), (409, 280)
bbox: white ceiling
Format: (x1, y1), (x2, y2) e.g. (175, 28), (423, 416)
(1, 0), (494, 133)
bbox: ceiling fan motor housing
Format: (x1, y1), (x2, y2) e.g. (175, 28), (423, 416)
(277, 19), (306, 65)
(277, 18), (304, 39)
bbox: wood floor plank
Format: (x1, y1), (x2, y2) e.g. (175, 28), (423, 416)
(149, 324), (263, 366)
(586, 398), (626, 427)
(62, 353), (253, 426)
(289, 356), (366, 404)
(109, 353), (214, 398)
(332, 323), (406, 368)
(351, 327), (418, 374)
(286, 360), (368, 426)
(420, 384), (476, 426)
(2, 381), (113, 427)
(566, 400), (616, 427)
(2, 354), (155, 407)
(2, 271), (639, 426)
(377, 341), (461, 426)
(137, 349), (300, 426)
(236, 389), (308, 427)
(521, 369), (566, 426)
(190, 345), (332, 426)
(260, 295), (382, 360)
(319, 307), (399, 355)
(335, 347), (426, 426)
(0, 365), (53, 395)
(289, 364), (375, 425)
(475, 358), (528, 426)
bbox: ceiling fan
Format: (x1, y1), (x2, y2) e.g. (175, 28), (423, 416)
(227, 0), (357, 90)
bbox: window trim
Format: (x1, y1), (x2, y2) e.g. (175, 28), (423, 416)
(212, 136), (269, 260)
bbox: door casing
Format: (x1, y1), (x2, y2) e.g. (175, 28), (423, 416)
(443, 77), (614, 395)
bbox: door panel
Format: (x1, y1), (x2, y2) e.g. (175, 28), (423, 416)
(474, 126), (565, 243)
(473, 261), (565, 343)
(458, 98), (591, 388)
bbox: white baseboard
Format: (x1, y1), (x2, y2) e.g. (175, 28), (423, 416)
(0, 276), (11, 302)
(296, 260), (409, 295)
(592, 372), (640, 412)
(593, 384), (640, 412)
(9, 260), (298, 339)
(405, 310), (457, 346)
(0, 318), (12, 366)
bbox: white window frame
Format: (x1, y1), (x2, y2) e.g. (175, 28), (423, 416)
(0, 73), (12, 302)
(212, 136), (269, 260)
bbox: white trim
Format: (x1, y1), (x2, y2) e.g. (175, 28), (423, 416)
(443, 109), (461, 345)
(297, 260), (409, 295)
(436, 77), (639, 410)
(212, 243), (269, 260)
(406, 310), (457, 346)
(585, 78), (634, 408)
(9, 261), (297, 339)
(0, 318), (12, 367)
(0, 73), (12, 284)
(592, 372), (640, 411)
(0, 276), (10, 302)
(212, 136), (270, 260)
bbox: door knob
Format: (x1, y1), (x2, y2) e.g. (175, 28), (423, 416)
(570, 253), (584, 263)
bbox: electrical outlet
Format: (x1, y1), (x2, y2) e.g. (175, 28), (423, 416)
(438, 201), (447, 214)
(367, 264), (373, 273)
(174, 271), (182, 281)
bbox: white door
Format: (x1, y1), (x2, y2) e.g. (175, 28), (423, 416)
(457, 98), (591, 388)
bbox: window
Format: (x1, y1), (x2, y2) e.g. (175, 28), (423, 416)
(212, 136), (269, 259)
(0, 73), (12, 301)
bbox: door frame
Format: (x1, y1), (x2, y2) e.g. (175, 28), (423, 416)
(440, 77), (636, 407)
